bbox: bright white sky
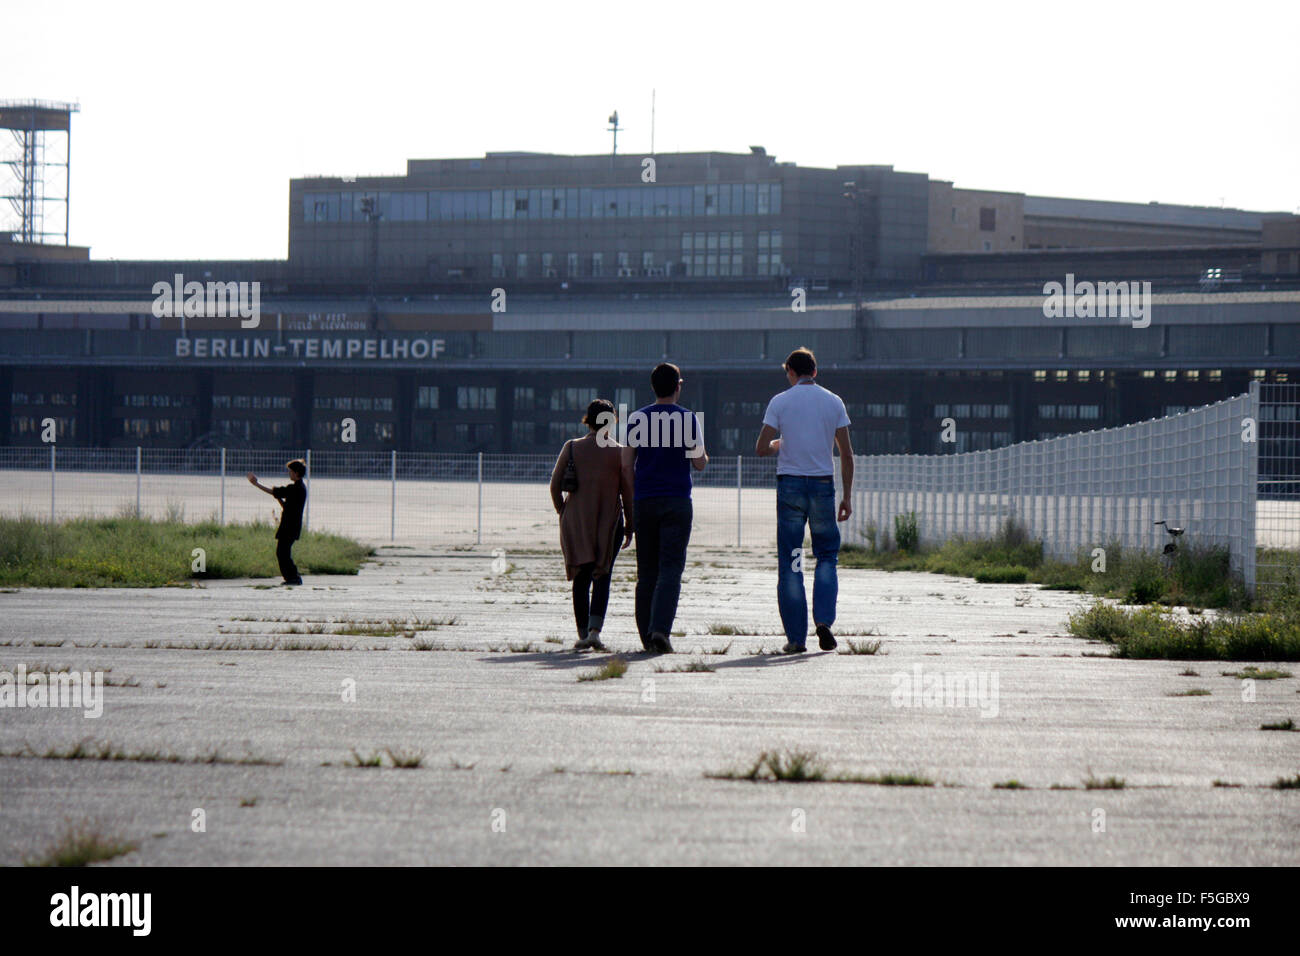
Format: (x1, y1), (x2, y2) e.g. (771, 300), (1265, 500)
(5, 0), (1298, 260)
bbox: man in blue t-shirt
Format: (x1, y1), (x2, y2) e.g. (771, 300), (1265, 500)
(755, 347), (854, 653)
(621, 363), (709, 653)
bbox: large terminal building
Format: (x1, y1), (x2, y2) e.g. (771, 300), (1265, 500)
(2, 143), (1298, 456)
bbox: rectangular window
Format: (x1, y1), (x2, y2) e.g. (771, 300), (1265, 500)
(567, 252), (579, 277)
(516, 253), (527, 277)
(416, 386), (439, 409)
(591, 252), (603, 277)
(457, 386), (496, 410)
(979, 207), (996, 231)
(511, 421), (536, 446)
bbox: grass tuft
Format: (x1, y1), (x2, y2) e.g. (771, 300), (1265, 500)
(578, 656), (628, 682)
(1260, 719), (1296, 731)
(25, 821), (138, 867)
(839, 639), (883, 655)
(1083, 773), (1126, 790)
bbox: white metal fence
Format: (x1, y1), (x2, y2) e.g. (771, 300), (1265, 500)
(0, 446), (781, 550)
(3, 384), (1297, 591)
(842, 387), (1263, 591)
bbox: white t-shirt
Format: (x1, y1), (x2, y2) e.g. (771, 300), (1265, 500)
(762, 381), (851, 476)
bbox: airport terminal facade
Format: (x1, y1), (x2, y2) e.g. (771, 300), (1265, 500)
(2, 148), (1298, 457)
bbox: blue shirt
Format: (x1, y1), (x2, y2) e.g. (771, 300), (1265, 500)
(630, 403), (700, 500)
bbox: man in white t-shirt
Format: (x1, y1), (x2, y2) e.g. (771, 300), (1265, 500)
(754, 347), (854, 653)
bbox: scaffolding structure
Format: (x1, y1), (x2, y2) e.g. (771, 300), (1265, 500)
(0, 100), (78, 245)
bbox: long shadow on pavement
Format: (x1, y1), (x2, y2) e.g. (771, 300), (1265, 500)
(473, 649), (823, 670)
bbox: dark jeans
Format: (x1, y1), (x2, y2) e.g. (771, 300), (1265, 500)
(572, 520), (622, 638)
(634, 496), (693, 644)
(276, 536), (301, 582)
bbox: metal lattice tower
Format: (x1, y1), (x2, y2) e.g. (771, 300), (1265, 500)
(0, 100), (78, 245)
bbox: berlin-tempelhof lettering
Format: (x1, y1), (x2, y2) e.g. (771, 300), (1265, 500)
(174, 336), (448, 359)
(1042, 273), (1153, 328)
(152, 273), (261, 328)
(0, 665), (104, 719)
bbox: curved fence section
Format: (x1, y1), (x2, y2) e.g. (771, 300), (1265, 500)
(845, 387), (1260, 591)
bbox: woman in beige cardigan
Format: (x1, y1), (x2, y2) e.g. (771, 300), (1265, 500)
(549, 398), (635, 651)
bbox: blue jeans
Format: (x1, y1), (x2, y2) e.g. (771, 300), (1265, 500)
(634, 496), (693, 643)
(776, 475), (840, 645)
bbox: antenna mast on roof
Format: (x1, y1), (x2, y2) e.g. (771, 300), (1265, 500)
(607, 110), (620, 166)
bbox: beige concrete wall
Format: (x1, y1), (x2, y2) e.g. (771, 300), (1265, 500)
(928, 182), (1024, 253)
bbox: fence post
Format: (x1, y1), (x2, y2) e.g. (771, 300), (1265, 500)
(219, 447), (226, 526)
(49, 444), (55, 524)
(476, 451), (483, 545)
(304, 449), (311, 532)
(736, 454), (742, 547)
(135, 446), (142, 517)
(390, 449), (397, 543)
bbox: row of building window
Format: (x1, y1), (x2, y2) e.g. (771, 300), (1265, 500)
(304, 182), (783, 224)
(1038, 404), (1102, 420)
(314, 420), (396, 443)
(929, 403), (1010, 419)
(312, 396), (396, 412)
(212, 395), (293, 410)
(12, 392), (77, 406)
(12, 415), (75, 438)
(121, 394), (196, 409)
(214, 419), (296, 442)
(1032, 369), (1225, 382)
(122, 418), (193, 440)
(486, 246), (785, 278)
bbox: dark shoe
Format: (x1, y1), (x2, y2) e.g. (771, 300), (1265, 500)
(575, 631), (606, 652)
(650, 632), (673, 654)
(781, 642), (806, 654)
(285, 578), (303, 586)
(816, 624), (837, 651)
